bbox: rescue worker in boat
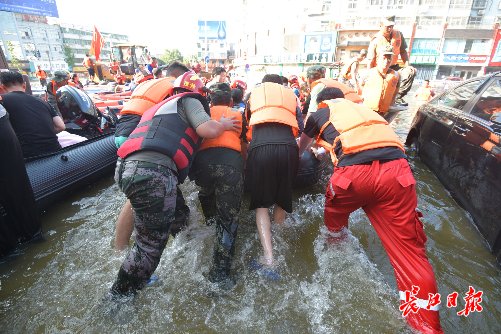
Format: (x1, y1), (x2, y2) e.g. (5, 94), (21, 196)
(244, 74), (303, 277)
(297, 87), (443, 334)
(46, 70), (70, 118)
(113, 61), (192, 251)
(414, 79), (435, 103)
(68, 73), (84, 90)
(362, 45), (403, 123)
(367, 15), (417, 107)
(338, 49), (367, 95)
(110, 70), (241, 296)
(189, 83), (247, 289)
(0, 71), (65, 158)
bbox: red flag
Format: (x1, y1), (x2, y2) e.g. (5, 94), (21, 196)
(90, 25), (105, 61)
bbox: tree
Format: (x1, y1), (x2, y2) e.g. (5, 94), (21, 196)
(6, 41), (21, 70)
(159, 49), (184, 65)
(63, 45), (75, 70)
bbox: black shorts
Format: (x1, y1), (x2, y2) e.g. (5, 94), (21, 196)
(246, 144), (299, 212)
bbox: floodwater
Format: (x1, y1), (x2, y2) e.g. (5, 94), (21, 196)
(1, 92), (500, 333)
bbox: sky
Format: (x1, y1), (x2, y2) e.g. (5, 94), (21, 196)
(54, 0), (240, 56)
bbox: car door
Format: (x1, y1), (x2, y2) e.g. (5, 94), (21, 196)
(442, 76), (501, 250)
(418, 79), (481, 172)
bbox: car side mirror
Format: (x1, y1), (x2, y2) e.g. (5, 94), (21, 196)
(491, 113), (501, 133)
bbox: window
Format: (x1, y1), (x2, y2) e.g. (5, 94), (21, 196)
(348, 0), (357, 9)
(468, 16), (482, 26)
(471, 79), (501, 121)
(447, 16), (468, 27)
(449, 0), (470, 10)
(464, 40), (473, 53)
(439, 80), (480, 110)
(472, 0), (487, 8)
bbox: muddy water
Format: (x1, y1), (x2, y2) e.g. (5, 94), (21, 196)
(1, 96), (500, 333)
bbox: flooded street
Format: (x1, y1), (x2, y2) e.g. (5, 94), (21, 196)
(1, 93), (500, 333)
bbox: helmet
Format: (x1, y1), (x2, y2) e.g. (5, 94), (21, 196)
(54, 70), (70, 83)
(230, 79), (247, 92)
(288, 75), (299, 83)
(173, 71), (205, 94)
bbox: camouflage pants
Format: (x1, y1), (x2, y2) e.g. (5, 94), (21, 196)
(111, 159), (177, 295)
(192, 164), (243, 278)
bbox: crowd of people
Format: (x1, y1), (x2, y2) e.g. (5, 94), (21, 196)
(1, 14), (444, 334)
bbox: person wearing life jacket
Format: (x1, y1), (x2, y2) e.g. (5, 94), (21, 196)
(110, 70), (241, 297)
(112, 61), (193, 252)
(339, 49), (367, 95)
(46, 70), (70, 118)
(304, 65), (362, 120)
(414, 79), (435, 103)
(367, 15), (416, 106)
(82, 54), (95, 82)
(35, 65), (48, 88)
(67, 73), (84, 89)
(189, 83), (247, 289)
(298, 86), (443, 334)
(362, 45), (402, 123)
(244, 74), (303, 278)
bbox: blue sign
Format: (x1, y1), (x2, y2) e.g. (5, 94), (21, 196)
(198, 20), (227, 40)
(443, 54), (469, 63)
(0, 0), (59, 17)
(204, 55), (210, 64)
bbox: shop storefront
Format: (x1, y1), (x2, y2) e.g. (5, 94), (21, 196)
(409, 38), (440, 80)
(437, 54), (488, 79)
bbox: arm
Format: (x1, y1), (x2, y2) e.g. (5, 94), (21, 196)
(52, 116), (65, 133)
(296, 106), (304, 136)
(367, 39), (377, 68)
(195, 116), (241, 139)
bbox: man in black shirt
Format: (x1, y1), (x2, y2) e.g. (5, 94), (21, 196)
(0, 71), (65, 158)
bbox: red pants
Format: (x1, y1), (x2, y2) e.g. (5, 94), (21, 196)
(324, 159), (443, 334)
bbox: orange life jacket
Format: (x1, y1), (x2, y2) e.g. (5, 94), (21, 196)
(339, 57), (358, 80)
(415, 86), (432, 101)
(248, 82), (298, 136)
(84, 57), (93, 68)
(120, 77), (174, 116)
(372, 29), (402, 66)
(36, 69), (47, 79)
(362, 68), (399, 113)
(310, 78), (362, 103)
(320, 99), (405, 166)
(199, 105), (242, 152)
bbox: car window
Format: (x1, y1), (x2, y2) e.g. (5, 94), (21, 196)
(470, 79), (501, 122)
(437, 80), (480, 110)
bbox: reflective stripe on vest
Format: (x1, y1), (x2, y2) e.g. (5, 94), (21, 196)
(362, 68), (399, 113)
(324, 99), (405, 166)
(200, 105), (242, 152)
(249, 82), (298, 136)
(120, 77), (174, 116)
(373, 29), (402, 66)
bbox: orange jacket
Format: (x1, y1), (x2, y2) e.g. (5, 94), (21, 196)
(248, 82), (298, 136)
(36, 69), (47, 79)
(339, 57), (358, 80)
(320, 99), (404, 166)
(311, 78), (363, 103)
(371, 29), (402, 66)
(200, 105), (242, 152)
(362, 68), (399, 113)
(415, 86), (433, 101)
(120, 77), (174, 116)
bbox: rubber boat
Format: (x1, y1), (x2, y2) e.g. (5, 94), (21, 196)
(28, 85), (119, 211)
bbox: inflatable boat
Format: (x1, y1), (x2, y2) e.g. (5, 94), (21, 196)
(28, 85), (119, 211)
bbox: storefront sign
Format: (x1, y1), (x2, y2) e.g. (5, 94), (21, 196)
(410, 55), (438, 65)
(442, 54), (488, 64)
(303, 33), (336, 53)
(0, 0), (58, 18)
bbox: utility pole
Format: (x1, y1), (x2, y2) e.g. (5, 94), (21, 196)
(205, 20), (209, 72)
